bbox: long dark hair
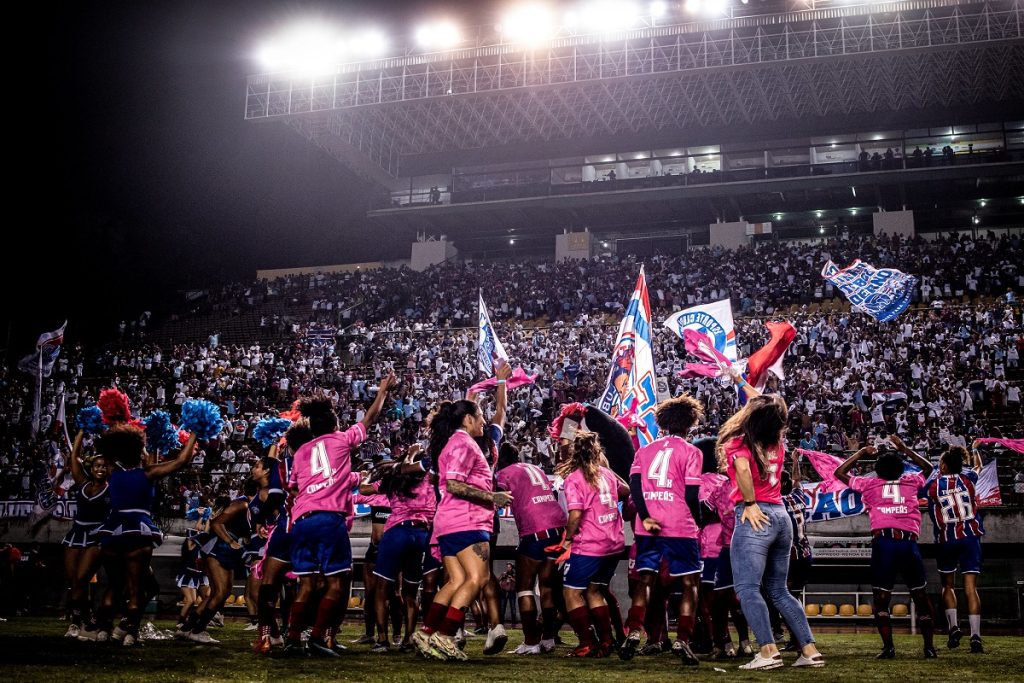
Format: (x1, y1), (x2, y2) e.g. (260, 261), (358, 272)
(96, 425), (147, 469)
(427, 400), (479, 463)
(716, 395), (788, 480)
(298, 396), (338, 437)
(376, 462), (427, 499)
(496, 442), (520, 472)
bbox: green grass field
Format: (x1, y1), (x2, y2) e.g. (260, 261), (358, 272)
(0, 618), (1019, 683)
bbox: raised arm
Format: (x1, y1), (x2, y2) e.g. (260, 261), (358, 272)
(834, 445), (876, 485)
(145, 433), (198, 480)
(68, 431), (87, 487)
(890, 435), (933, 479)
(360, 371), (396, 430)
(490, 362), (513, 427)
(969, 440), (985, 474)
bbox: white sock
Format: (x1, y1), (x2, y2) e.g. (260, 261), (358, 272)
(968, 615), (981, 637)
(945, 609), (958, 629)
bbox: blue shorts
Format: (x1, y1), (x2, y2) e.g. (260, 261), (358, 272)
(438, 530), (490, 558)
(634, 536), (703, 577)
(374, 524), (429, 584)
(516, 527), (565, 562)
(701, 557), (719, 584)
(936, 537), (982, 575)
(870, 536), (927, 591)
(563, 553), (618, 590)
(266, 521), (292, 564)
(206, 539), (245, 572)
(714, 547), (735, 590)
(291, 512), (352, 576)
(423, 549), (443, 575)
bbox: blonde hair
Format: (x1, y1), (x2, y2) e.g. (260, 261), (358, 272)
(555, 432), (605, 488)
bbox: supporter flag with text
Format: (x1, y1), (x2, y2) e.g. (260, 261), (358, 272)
(821, 259), (916, 322)
(17, 321), (68, 378)
(598, 266), (658, 446)
(664, 298), (738, 361)
(478, 291), (510, 376)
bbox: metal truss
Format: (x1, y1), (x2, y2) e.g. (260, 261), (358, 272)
(245, 1), (1024, 179)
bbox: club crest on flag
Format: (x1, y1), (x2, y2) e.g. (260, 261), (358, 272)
(478, 292), (509, 376)
(664, 299), (737, 361)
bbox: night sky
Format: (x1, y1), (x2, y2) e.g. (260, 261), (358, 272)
(8, 0), (483, 350)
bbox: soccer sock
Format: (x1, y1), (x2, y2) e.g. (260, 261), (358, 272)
(422, 602), (447, 635)
(286, 601), (307, 643)
(439, 606), (466, 637)
(257, 585), (278, 628)
(603, 591), (625, 642)
(729, 591), (750, 642)
(873, 594), (894, 649)
(520, 609), (540, 645)
(946, 608), (958, 630)
(311, 597), (340, 641)
(590, 605), (613, 647)
(191, 607), (216, 634)
(968, 615), (981, 638)
(711, 592), (730, 645)
(625, 605), (646, 633)
(567, 606), (593, 648)
(646, 599), (667, 643)
(910, 589), (935, 649)
(540, 607), (559, 640)
(676, 613), (696, 643)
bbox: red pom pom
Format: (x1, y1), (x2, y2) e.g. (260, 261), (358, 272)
(98, 388), (132, 425)
(279, 400), (302, 422)
(178, 429), (190, 445)
(548, 402), (587, 440)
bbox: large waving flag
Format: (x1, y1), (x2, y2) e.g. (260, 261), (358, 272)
(18, 321), (68, 378)
(598, 266), (658, 446)
(821, 260), (916, 322)
(745, 321), (796, 391)
(478, 292), (510, 375)
(664, 298), (737, 361)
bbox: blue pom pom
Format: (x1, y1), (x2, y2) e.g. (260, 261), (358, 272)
(75, 406), (107, 435)
(143, 410), (180, 453)
(179, 400), (224, 441)
(253, 417), (293, 448)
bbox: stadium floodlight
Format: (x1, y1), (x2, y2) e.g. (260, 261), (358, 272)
(349, 28), (389, 58)
(774, 213), (783, 220)
(702, 0), (729, 16)
(415, 20), (462, 50)
(510, 238), (516, 245)
(499, 3), (557, 46)
(649, 0), (668, 18)
(684, 0), (700, 13)
(257, 24), (346, 76)
(815, 210), (824, 218)
(569, 1), (642, 35)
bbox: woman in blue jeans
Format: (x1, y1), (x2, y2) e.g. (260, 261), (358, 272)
(716, 378), (825, 670)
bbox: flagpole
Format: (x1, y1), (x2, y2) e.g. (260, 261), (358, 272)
(33, 349), (42, 437)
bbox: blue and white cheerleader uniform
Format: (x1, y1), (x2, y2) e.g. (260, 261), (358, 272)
(61, 483), (111, 548)
(93, 468), (163, 549)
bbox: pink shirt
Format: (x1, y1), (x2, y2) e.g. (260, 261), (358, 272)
(629, 436), (703, 538)
(354, 491), (390, 508)
(709, 476), (737, 548)
(699, 473), (728, 558)
(379, 477), (437, 534)
(849, 472), (926, 534)
(496, 463), (567, 537)
(289, 423), (366, 521)
(725, 437), (785, 505)
(564, 466), (624, 557)
(433, 430), (494, 537)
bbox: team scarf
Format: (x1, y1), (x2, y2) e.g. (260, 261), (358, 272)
(975, 438), (1024, 454)
(821, 259), (916, 322)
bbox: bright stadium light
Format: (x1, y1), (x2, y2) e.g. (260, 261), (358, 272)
(702, 0), (729, 16)
(499, 3), (557, 46)
(416, 20), (462, 50)
(649, 0), (668, 17)
(684, 0), (701, 13)
(570, 1), (642, 34)
(349, 28), (389, 58)
(257, 24), (346, 76)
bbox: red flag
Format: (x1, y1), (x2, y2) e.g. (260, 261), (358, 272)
(746, 321), (796, 390)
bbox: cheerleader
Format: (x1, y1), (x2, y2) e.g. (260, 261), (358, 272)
(352, 463), (391, 646)
(175, 529), (208, 631)
(80, 426), (198, 646)
(62, 431), (110, 638)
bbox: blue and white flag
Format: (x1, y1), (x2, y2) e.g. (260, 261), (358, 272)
(17, 321), (68, 378)
(664, 298), (737, 361)
(821, 260), (916, 322)
(478, 292), (509, 375)
(598, 266), (659, 446)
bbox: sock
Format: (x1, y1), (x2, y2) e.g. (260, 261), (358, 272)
(311, 597), (340, 641)
(646, 600), (667, 644)
(626, 605), (646, 633)
(676, 613), (696, 643)
(191, 608), (216, 635)
(124, 607), (142, 637)
(711, 593), (730, 646)
(729, 592), (749, 643)
(422, 602), (447, 635)
(968, 615), (981, 637)
(603, 592), (625, 642)
(567, 606), (593, 648)
(918, 613), (935, 650)
(520, 609), (540, 645)
(946, 608), (958, 630)
(590, 605), (613, 647)
(257, 585), (278, 628)
(439, 606), (466, 637)
(875, 609), (893, 649)
(910, 590), (935, 650)
(287, 601), (307, 643)
(541, 607), (559, 640)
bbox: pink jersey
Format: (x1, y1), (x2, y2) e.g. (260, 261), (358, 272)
(289, 423), (366, 521)
(433, 430), (494, 537)
(629, 436), (702, 538)
(709, 477), (737, 548)
(354, 491), (390, 508)
(374, 477), (437, 534)
(564, 466), (624, 557)
(699, 473), (728, 558)
(849, 472), (926, 535)
(725, 437), (785, 505)
(496, 463), (567, 537)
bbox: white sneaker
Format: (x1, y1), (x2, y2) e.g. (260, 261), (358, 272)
(454, 628), (467, 650)
(539, 638), (556, 653)
(64, 624), (80, 638)
(188, 631), (220, 644)
(739, 653), (784, 671)
(483, 624), (508, 655)
(793, 654), (826, 668)
(174, 627), (190, 641)
(724, 642), (738, 657)
(512, 642), (542, 655)
(270, 635), (285, 647)
(243, 623), (259, 631)
(122, 634), (138, 647)
(210, 613), (225, 628)
(739, 640), (755, 655)
(429, 632), (469, 661)
(77, 629), (109, 643)
(111, 625), (128, 642)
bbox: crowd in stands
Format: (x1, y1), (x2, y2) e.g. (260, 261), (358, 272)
(1, 232), (1021, 517)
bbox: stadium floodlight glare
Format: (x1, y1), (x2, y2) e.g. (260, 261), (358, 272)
(257, 24), (347, 76)
(649, 0), (668, 17)
(349, 28), (389, 58)
(815, 210), (823, 218)
(416, 20), (462, 50)
(499, 3), (557, 46)
(570, 1), (642, 35)
(684, 0), (700, 13)
(702, 0), (729, 16)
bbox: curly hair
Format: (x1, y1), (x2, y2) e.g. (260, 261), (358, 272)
(96, 424), (147, 468)
(285, 420), (314, 452)
(654, 395), (704, 436)
(555, 432), (605, 489)
(715, 395), (788, 480)
(942, 446), (968, 474)
(298, 396), (338, 437)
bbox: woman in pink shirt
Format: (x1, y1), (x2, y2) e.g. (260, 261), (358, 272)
(411, 400), (512, 662)
(717, 383), (824, 671)
(556, 433), (630, 659)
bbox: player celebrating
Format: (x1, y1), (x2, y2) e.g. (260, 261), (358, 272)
(620, 395), (705, 665)
(927, 443), (985, 653)
(835, 436), (937, 659)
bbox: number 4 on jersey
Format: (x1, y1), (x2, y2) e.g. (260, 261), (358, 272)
(647, 449), (673, 488)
